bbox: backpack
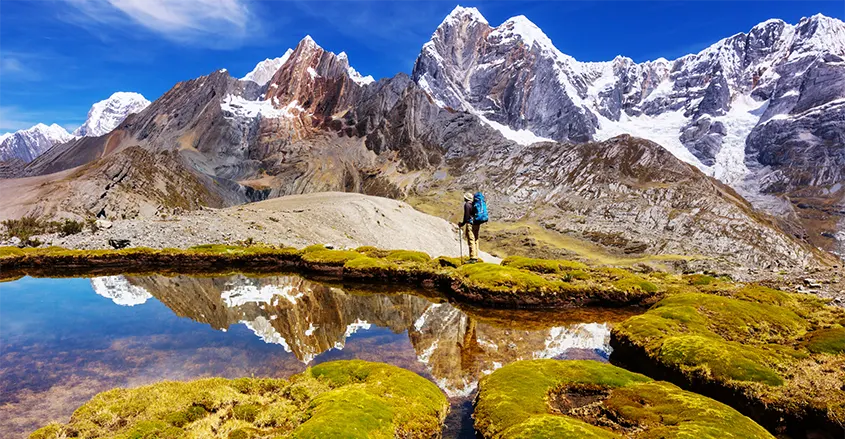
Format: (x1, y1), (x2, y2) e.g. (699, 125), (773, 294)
(472, 192), (489, 224)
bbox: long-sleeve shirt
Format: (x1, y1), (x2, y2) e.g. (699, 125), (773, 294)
(460, 200), (474, 226)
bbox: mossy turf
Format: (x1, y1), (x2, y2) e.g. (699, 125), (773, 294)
(613, 290), (845, 429)
(474, 359), (773, 439)
(30, 360), (448, 439)
(501, 256), (588, 274)
(452, 263), (663, 307)
(0, 245), (802, 310)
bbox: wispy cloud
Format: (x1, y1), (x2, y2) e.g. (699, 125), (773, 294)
(60, 0), (261, 48)
(0, 106), (40, 132)
(1, 58), (25, 74)
(0, 56), (43, 81)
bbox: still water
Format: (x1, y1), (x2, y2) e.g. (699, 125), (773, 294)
(0, 274), (637, 438)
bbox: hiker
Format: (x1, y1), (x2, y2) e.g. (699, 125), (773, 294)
(458, 192), (488, 263)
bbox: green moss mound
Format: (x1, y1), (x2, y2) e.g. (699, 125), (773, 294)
(300, 249), (365, 266)
(613, 291), (845, 429)
(385, 250), (431, 264)
(474, 360), (774, 439)
(501, 256), (588, 274)
(805, 326), (845, 354)
(30, 360), (448, 439)
(457, 263), (560, 293)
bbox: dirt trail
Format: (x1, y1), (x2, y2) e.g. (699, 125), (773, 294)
(38, 192), (499, 261)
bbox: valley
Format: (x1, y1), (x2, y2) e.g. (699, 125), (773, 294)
(0, 3), (843, 439)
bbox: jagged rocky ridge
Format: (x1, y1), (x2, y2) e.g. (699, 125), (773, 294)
(0, 30), (826, 270)
(413, 7), (845, 252)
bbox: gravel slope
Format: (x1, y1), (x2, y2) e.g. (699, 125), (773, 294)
(37, 192), (498, 261)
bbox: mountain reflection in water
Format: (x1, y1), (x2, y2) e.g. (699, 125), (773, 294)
(0, 274), (639, 439)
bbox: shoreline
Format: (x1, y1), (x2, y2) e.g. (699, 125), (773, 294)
(0, 245), (660, 309)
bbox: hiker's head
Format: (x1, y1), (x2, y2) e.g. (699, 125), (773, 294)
(464, 192), (473, 202)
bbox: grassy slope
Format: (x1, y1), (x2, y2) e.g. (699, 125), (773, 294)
(406, 192), (700, 268)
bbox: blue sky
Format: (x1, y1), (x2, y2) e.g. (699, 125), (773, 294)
(1, 0), (842, 134)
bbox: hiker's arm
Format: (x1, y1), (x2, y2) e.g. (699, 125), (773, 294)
(460, 202), (472, 226)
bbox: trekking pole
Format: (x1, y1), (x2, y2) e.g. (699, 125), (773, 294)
(459, 226), (463, 264)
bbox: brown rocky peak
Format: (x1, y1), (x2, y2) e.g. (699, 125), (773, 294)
(264, 35), (365, 118)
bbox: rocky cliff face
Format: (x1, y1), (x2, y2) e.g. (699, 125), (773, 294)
(412, 7), (844, 181)
(412, 7), (845, 252)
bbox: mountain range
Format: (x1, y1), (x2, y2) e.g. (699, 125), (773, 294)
(413, 7), (844, 249)
(0, 6), (842, 271)
(0, 92), (150, 172)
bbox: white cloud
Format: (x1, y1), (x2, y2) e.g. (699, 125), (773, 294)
(63, 0), (258, 48)
(1, 58), (25, 73)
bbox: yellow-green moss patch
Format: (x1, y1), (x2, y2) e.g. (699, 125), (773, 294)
(474, 359), (773, 439)
(299, 249), (364, 266)
(457, 263), (562, 294)
(0, 246), (25, 257)
(501, 256), (588, 274)
(612, 292), (845, 432)
(805, 326), (845, 354)
(385, 250), (431, 264)
(30, 360), (448, 439)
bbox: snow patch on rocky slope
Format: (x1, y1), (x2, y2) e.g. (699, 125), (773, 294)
(242, 49), (293, 85)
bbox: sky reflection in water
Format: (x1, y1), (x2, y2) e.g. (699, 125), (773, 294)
(0, 274), (635, 438)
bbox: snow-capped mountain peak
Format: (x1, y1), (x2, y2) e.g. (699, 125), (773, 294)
(74, 92), (151, 137)
(0, 123), (74, 163)
(242, 49), (293, 85)
(338, 52), (375, 85)
(442, 5), (488, 26)
(90, 276), (153, 306)
(493, 15), (554, 50)
(300, 34), (319, 49)
(790, 13), (845, 57)
(413, 10), (845, 200)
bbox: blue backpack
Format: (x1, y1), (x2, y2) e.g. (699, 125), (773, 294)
(472, 192), (489, 224)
